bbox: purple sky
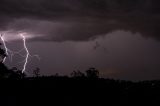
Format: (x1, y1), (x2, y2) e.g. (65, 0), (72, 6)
(0, 0), (160, 80)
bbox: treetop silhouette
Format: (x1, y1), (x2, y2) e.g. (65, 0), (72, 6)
(0, 42), (25, 79)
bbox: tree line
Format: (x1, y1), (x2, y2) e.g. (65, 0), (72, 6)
(0, 42), (100, 79)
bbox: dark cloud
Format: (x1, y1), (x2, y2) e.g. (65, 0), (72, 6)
(2, 0), (160, 80)
(0, 0), (160, 42)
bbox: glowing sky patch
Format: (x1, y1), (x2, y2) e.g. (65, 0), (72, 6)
(0, 32), (40, 74)
(0, 31), (34, 42)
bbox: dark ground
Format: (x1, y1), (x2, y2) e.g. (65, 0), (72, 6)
(0, 77), (160, 106)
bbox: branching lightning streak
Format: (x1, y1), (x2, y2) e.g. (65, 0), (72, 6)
(0, 34), (26, 63)
(0, 34), (9, 63)
(20, 34), (30, 73)
(0, 33), (40, 74)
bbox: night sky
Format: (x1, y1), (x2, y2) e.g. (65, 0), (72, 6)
(0, 0), (160, 80)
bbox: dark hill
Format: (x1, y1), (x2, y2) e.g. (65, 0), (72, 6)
(0, 77), (160, 106)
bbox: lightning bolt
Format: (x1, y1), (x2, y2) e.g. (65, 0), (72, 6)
(0, 33), (40, 74)
(0, 34), (26, 63)
(0, 34), (9, 63)
(20, 33), (29, 73)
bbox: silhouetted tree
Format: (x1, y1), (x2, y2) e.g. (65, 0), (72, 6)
(0, 43), (26, 79)
(71, 70), (85, 78)
(33, 67), (40, 77)
(85, 68), (99, 78)
(9, 67), (26, 79)
(0, 43), (6, 60)
(53, 73), (59, 77)
(0, 43), (9, 79)
(15, 70), (26, 79)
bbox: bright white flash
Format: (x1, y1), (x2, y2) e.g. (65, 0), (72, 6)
(20, 33), (30, 73)
(0, 34), (9, 63)
(0, 33), (40, 74)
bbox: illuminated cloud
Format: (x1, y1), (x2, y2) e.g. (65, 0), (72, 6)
(0, 0), (159, 42)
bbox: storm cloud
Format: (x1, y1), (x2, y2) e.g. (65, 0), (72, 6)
(0, 0), (160, 41)
(1, 0), (160, 80)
